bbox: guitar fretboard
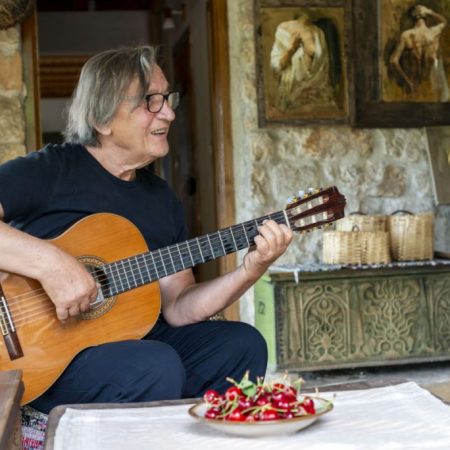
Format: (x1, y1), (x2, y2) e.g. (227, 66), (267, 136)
(100, 211), (287, 297)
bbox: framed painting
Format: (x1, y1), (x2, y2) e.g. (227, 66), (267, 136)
(426, 126), (450, 205)
(254, 0), (353, 126)
(353, 0), (450, 127)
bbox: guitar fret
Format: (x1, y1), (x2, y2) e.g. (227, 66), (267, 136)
(196, 237), (205, 263)
(187, 242), (194, 266)
(141, 255), (153, 283)
(158, 249), (167, 277)
(150, 252), (160, 279)
(230, 227), (238, 251)
(129, 257), (138, 288)
(113, 262), (124, 292)
(136, 257), (146, 285)
(241, 223), (250, 247)
(218, 231), (226, 255)
(167, 248), (176, 274)
(207, 234), (215, 258)
(121, 260), (130, 290)
(176, 243), (185, 270)
(119, 259), (130, 288)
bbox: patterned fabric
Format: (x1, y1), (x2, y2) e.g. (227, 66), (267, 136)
(21, 406), (47, 450)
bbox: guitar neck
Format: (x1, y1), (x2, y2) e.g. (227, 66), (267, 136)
(101, 210), (287, 297)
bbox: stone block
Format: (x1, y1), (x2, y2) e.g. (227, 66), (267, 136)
(0, 96), (25, 144)
(0, 144), (26, 163)
(0, 52), (22, 91)
(0, 27), (20, 57)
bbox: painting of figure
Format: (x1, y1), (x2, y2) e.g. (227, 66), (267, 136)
(382, 1), (450, 102)
(258, 6), (349, 123)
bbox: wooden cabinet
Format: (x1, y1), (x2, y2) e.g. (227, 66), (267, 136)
(254, 264), (450, 371)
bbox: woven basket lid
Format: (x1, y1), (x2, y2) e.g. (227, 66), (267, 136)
(0, 0), (35, 30)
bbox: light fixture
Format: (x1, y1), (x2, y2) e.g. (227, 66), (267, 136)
(162, 5), (185, 31)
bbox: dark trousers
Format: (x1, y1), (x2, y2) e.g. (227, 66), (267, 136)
(30, 319), (268, 414)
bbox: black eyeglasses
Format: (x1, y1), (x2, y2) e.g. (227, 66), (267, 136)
(145, 91), (180, 113)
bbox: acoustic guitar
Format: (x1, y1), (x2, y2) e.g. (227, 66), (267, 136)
(0, 187), (345, 404)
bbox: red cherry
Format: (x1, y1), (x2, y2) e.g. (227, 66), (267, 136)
(282, 410), (295, 419)
(203, 389), (220, 404)
(302, 397), (316, 414)
(255, 394), (271, 406)
(245, 414), (258, 422)
(205, 407), (221, 420)
(260, 409), (280, 421)
(238, 397), (254, 409)
(225, 386), (243, 402)
(272, 391), (297, 405)
(226, 408), (246, 422)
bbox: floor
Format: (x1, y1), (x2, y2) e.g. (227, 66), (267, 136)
(269, 360), (450, 403)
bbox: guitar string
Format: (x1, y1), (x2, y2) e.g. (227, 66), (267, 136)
(2, 208), (316, 326)
(5, 220), (265, 324)
(4, 211), (278, 308)
(2, 207), (317, 327)
(4, 220), (263, 327)
(3, 206), (314, 327)
(5, 209), (290, 308)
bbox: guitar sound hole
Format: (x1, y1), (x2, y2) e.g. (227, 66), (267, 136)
(85, 265), (110, 307)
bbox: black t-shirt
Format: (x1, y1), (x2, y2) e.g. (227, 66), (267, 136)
(0, 143), (187, 250)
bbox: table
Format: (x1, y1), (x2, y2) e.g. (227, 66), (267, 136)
(0, 370), (24, 450)
(44, 379), (450, 450)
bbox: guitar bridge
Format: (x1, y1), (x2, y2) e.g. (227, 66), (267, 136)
(0, 291), (24, 360)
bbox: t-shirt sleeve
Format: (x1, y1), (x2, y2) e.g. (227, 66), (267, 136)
(0, 149), (58, 222)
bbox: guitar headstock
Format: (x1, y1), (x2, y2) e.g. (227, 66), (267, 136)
(285, 187), (346, 233)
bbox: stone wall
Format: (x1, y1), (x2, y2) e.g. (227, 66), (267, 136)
(0, 26), (26, 163)
(227, 1), (450, 323)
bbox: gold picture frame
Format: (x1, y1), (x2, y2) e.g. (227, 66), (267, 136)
(254, 0), (353, 126)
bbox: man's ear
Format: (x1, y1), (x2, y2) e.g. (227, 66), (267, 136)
(94, 123), (112, 136)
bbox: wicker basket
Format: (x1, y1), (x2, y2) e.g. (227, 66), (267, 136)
(388, 211), (434, 261)
(323, 227), (390, 265)
(336, 212), (387, 232)
(362, 231), (391, 264)
(323, 229), (363, 265)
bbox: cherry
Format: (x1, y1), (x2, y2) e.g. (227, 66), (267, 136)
(282, 410), (295, 419)
(226, 408), (246, 422)
(301, 397), (316, 414)
(204, 407), (221, 420)
(238, 396), (254, 409)
(203, 389), (220, 404)
(245, 414), (258, 422)
(272, 390), (297, 405)
(255, 394), (271, 406)
(225, 386), (243, 402)
(260, 409), (280, 421)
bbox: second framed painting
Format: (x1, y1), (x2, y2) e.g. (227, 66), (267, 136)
(254, 0), (353, 127)
(353, 0), (450, 127)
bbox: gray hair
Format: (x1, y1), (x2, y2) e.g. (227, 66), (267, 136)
(64, 45), (158, 147)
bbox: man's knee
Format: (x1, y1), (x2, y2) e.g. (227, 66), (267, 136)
(226, 322), (268, 362)
(112, 340), (186, 401)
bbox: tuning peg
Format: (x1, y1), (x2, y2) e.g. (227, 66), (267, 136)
(287, 196), (298, 204)
(307, 187), (315, 194)
(297, 190), (305, 198)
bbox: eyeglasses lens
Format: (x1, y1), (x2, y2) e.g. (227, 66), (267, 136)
(147, 92), (180, 113)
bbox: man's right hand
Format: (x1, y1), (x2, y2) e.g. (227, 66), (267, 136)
(39, 246), (99, 321)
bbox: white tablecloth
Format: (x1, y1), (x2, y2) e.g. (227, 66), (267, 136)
(53, 382), (450, 450)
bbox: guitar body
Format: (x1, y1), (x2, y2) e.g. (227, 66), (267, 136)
(0, 213), (161, 404)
